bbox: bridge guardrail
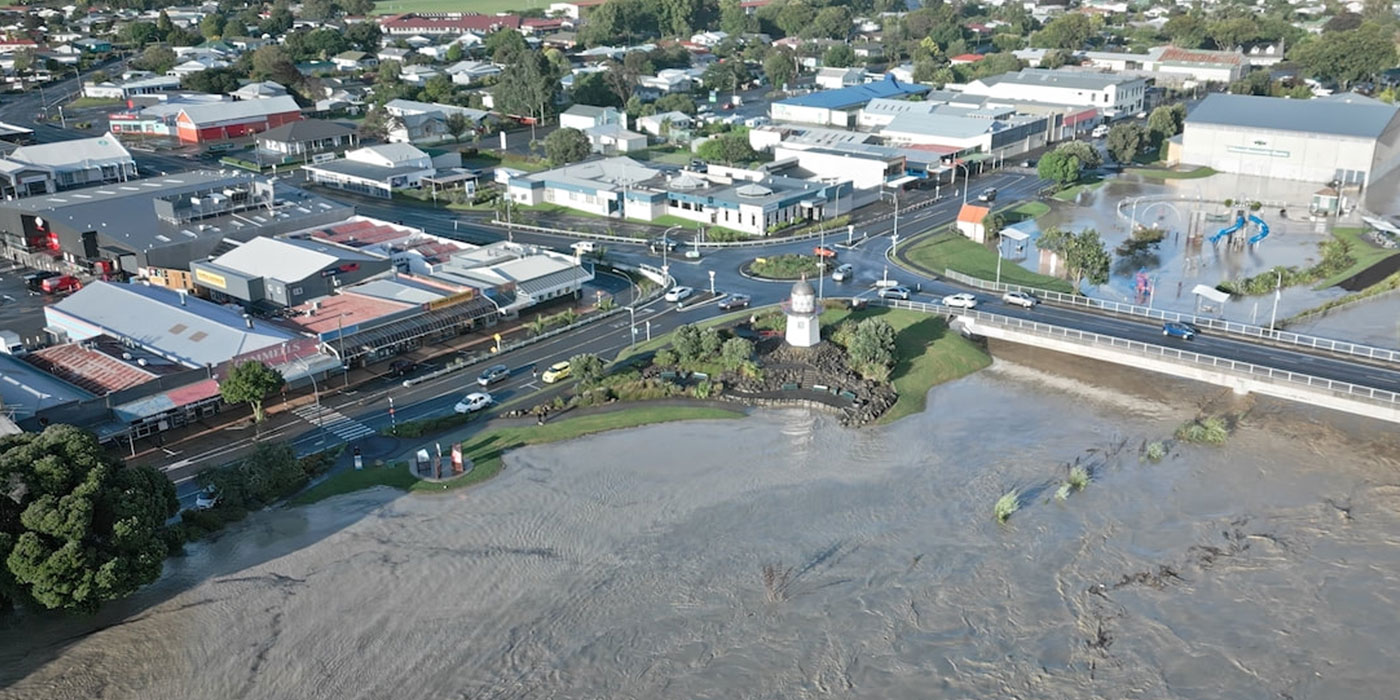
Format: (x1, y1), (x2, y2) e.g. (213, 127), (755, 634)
(940, 269), (1400, 365)
(873, 298), (1400, 408)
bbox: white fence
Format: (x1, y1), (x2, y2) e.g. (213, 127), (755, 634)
(940, 269), (1400, 365)
(874, 297), (1400, 408)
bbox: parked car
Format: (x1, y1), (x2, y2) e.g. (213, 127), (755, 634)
(387, 359), (416, 377)
(477, 363), (510, 386)
(541, 361), (571, 383)
(1162, 321), (1197, 340)
(1092, 124), (1111, 138)
(878, 286), (912, 300)
(649, 237), (679, 252)
(40, 275), (81, 295)
(664, 286), (694, 303)
(942, 293), (978, 309)
(718, 293), (751, 310)
(1002, 290), (1039, 308)
(23, 271), (58, 292)
(832, 263), (854, 282)
(194, 486), (221, 511)
(454, 391), (493, 414)
(570, 240), (598, 255)
(977, 187), (998, 203)
(1020, 159), (1036, 168)
(689, 159), (708, 172)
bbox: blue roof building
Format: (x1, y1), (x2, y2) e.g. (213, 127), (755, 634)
(771, 75), (931, 127)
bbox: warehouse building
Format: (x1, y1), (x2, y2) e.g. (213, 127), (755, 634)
(1181, 93), (1400, 187)
(190, 236), (392, 309)
(961, 69), (1147, 119)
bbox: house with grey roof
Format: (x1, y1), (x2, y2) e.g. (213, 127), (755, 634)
(303, 143), (438, 198)
(1181, 92), (1400, 188)
(961, 68), (1148, 118)
(255, 119), (359, 163)
(878, 109), (1051, 159)
(559, 104), (624, 131)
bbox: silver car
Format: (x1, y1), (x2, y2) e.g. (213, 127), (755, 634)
(477, 363), (510, 386)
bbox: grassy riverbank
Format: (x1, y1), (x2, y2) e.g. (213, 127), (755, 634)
(819, 307), (992, 424)
(903, 230), (1074, 293)
(292, 405), (744, 505)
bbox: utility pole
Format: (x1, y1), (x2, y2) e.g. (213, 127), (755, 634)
(1269, 268), (1282, 331)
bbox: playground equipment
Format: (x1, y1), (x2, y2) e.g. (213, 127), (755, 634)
(1134, 269), (1153, 306)
(1209, 211), (1271, 247)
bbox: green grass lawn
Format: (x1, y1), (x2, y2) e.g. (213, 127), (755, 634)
(292, 406), (744, 505)
(818, 307), (991, 424)
(749, 253), (822, 279)
(1002, 201), (1049, 222)
(647, 214), (749, 238)
(373, 0), (528, 14)
(1126, 166), (1218, 180)
(903, 230), (1074, 293)
(1314, 226), (1400, 289)
(67, 96), (121, 109)
(1051, 178), (1106, 202)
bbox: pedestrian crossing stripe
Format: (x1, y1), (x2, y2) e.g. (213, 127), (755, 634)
(292, 404), (375, 440)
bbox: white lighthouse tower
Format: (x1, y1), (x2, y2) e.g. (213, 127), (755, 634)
(784, 276), (821, 348)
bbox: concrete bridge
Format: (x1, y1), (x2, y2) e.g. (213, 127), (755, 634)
(877, 299), (1400, 425)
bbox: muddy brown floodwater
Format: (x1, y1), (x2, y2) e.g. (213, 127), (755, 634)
(2, 354), (1399, 700)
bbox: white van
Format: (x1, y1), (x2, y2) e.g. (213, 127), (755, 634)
(1092, 124), (1110, 139)
(570, 241), (597, 255)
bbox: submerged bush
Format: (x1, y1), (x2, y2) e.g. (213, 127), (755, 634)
(994, 490), (1021, 523)
(1144, 441), (1167, 462)
(1175, 415), (1230, 445)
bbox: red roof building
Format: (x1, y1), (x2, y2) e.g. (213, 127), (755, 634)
(379, 12), (522, 35)
(950, 53), (984, 65)
(175, 94), (302, 144)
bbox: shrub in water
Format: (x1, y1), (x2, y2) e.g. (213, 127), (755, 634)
(1144, 441), (1167, 462)
(1067, 465), (1090, 491)
(994, 490), (1021, 523)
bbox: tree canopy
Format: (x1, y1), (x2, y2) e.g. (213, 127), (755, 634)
(1105, 122), (1147, 165)
(0, 425), (178, 612)
(219, 361), (285, 423)
(1290, 22), (1397, 88)
(1038, 227), (1111, 290)
(544, 127), (593, 166)
(696, 131), (758, 165)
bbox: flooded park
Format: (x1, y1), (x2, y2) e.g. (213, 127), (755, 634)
(2, 343), (1398, 700)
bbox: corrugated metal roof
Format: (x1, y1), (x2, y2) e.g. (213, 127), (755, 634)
(1186, 93), (1399, 139)
(778, 75), (930, 110)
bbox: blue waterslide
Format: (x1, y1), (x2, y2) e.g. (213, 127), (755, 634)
(1210, 214), (1246, 244)
(1247, 214), (1270, 245)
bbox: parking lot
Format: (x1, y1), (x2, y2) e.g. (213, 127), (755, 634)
(0, 263), (66, 347)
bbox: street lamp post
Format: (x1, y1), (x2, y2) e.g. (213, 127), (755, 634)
(995, 236), (1004, 285)
(626, 305), (637, 345)
(951, 161), (971, 207)
(880, 188), (899, 254)
(708, 269), (716, 296)
(1269, 268), (1283, 331)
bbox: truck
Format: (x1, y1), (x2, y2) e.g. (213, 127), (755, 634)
(40, 275), (81, 295)
(0, 330), (24, 356)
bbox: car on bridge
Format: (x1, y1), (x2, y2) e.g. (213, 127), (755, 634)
(454, 391), (493, 414)
(878, 286), (912, 300)
(942, 293), (978, 309)
(1162, 321), (1198, 340)
(665, 286), (695, 303)
(718, 293), (751, 310)
(1002, 291), (1039, 308)
(542, 361), (572, 383)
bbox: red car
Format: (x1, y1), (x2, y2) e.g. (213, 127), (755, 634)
(40, 275), (81, 295)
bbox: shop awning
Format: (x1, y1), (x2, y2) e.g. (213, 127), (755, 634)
(350, 297), (499, 356)
(113, 378), (221, 423)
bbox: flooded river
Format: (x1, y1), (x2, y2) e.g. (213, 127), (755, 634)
(2, 353), (1398, 700)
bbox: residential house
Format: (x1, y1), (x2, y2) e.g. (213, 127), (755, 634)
(383, 99), (488, 144)
(82, 73), (181, 99)
(445, 60), (502, 86)
(378, 12), (522, 35)
(256, 119), (358, 164)
(689, 31), (728, 47)
(399, 64), (440, 85)
(584, 123), (646, 154)
(636, 111), (694, 139)
(332, 50), (378, 72)
(377, 47), (412, 64)
(637, 68), (696, 95)
(168, 57), (228, 79)
(230, 80), (288, 100)
(303, 143), (439, 198)
(956, 203), (991, 243)
(815, 66), (867, 90)
(559, 104), (623, 131)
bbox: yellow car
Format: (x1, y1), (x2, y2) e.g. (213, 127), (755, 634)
(541, 361), (571, 383)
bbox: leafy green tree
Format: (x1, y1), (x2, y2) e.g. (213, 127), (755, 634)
(133, 45), (177, 74)
(671, 323), (703, 361)
(302, 0), (336, 20)
(343, 0), (376, 14)
(763, 48), (796, 89)
(1039, 48), (1075, 69)
(572, 72), (620, 107)
(11, 49), (33, 74)
(774, 1), (816, 37)
(420, 73), (456, 104)
(182, 67), (242, 93)
(578, 0), (658, 46)
(1033, 13), (1093, 49)
(1055, 139), (1102, 169)
(121, 21), (160, 47)
(1322, 12), (1362, 33)
(493, 50), (557, 123)
(568, 353), (606, 385)
(445, 43), (464, 64)
(260, 7), (294, 35)
(219, 360), (285, 423)
(156, 10), (174, 38)
(444, 112), (470, 143)
(251, 45), (302, 87)
(1291, 22), (1397, 88)
(654, 93), (697, 115)
(696, 132), (757, 165)
(847, 318), (897, 379)
(823, 44), (856, 68)
(982, 212), (1005, 241)
(699, 327), (723, 358)
(544, 127), (592, 166)
(702, 60), (749, 92)
(1106, 122), (1146, 164)
(1146, 104), (1185, 147)
(720, 0), (756, 35)
(720, 337), (754, 370)
(199, 13), (226, 39)
(345, 22), (382, 52)
(486, 28), (528, 63)
(0, 425), (178, 612)
(1037, 150), (1082, 185)
(1206, 17), (1257, 50)
(805, 5), (852, 40)
(1039, 228), (1110, 291)
(1162, 14), (1207, 49)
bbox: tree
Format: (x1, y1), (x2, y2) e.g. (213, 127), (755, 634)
(301, 0), (336, 20)
(982, 212), (1005, 241)
(654, 93), (697, 115)
(420, 73), (455, 104)
(720, 0), (756, 35)
(702, 60), (749, 92)
(572, 71), (621, 107)
(544, 127), (592, 166)
(445, 42), (464, 63)
(763, 48), (796, 89)
(122, 21), (160, 47)
(774, 1), (816, 37)
(1105, 122), (1146, 164)
(699, 327), (723, 357)
(1037, 150), (1082, 185)
(251, 45), (302, 87)
(1162, 14), (1207, 49)
(199, 13), (226, 39)
(1291, 22), (1397, 89)
(602, 59), (636, 106)
(697, 132), (757, 165)
(1039, 227), (1110, 291)
(345, 22), (382, 52)
(487, 28), (528, 63)
(1206, 17), (1257, 51)
(0, 425), (177, 612)
(569, 353), (605, 385)
(260, 7), (294, 36)
(1146, 104), (1185, 148)
(219, 360), (285, 423)
(805, 5), (853, 40)
(444, 112), (470, 143)
(847, 318), (897, 379)
(134, 45), (178, 74)
(1033, 13), (1093, 49)
(671, 323), (703, 361)
(11, 49), (33, 74)
(1055, 139), (1102, 169)
(823, 44), (856, 68)
(183, 67), (242, 94)
(720, 337), (754, 370)
(492, 50), (557, 123)
(1323, 12), (1363, 33)
(1039, 49), (1075, 69)
(156, 10), (174, 38)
